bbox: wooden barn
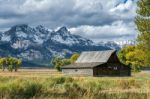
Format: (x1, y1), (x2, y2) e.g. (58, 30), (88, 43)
(62, 50), (131, 76)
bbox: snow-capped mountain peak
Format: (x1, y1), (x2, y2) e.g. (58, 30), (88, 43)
(9, 24), (34, 33)
(35, 25), (50, 33)
(57, 26), (68, 33)
(50, 26), (94, 46)
(0, 24), (111, 66)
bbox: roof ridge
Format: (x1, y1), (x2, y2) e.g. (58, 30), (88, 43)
(75, 62), (105, 64)
(81, 49), (116, 53)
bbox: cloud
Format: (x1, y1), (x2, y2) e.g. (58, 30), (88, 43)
(0, 0), (137, 42)
(110, 0), (137, 20)
(69, 21), (136, 42)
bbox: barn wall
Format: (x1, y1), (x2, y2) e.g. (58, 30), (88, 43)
(62, 68), (93, 76)
(119, 64), (131, 76)
(93, 63), (131, 76)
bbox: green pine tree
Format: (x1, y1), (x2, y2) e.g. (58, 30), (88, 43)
(135, 0), (150, 66)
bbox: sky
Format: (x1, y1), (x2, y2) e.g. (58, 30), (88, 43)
(0, 0), (138, 42)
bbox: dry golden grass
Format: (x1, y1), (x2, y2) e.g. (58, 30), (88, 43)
(0, 69), (150, 79)
(0, 69), (150, 99)
(0, 69), (63, 78)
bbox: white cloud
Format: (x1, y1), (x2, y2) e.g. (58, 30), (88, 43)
(0, 0), (138, 42)
(110, 0), (133, 12)
(69, 21), (137, 42)
(110, 0), (137, 19)
(74, 0), (103, 13)
(20, 0), (50, 13)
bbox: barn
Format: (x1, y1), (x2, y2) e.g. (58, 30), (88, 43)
(62, 50), (131, 76)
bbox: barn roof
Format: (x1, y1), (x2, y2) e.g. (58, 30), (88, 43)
(62, 50), (116, 69)
(62, 62), (105, 69)
(76, 50), (115, 63)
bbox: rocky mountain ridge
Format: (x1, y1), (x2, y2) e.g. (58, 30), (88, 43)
(0, 24), (115, 66)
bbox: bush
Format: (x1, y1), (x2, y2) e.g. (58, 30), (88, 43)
(50, 77), (74, 85)
(64, 82), (85, 98)
(118, 79), (140, 89)
(0, 79), (43, 99)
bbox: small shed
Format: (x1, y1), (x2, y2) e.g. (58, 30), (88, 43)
(62, 50), (131, 76)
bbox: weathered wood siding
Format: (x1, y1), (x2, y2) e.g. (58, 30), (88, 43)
(93, 63), (131, 76)
(62, 69), (93, 76)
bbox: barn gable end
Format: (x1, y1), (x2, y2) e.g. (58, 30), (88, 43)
(107, 51), (120, 63)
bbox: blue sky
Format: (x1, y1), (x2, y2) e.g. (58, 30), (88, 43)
(0, 0), (138, 42)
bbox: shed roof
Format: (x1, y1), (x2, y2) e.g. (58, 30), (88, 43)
(76, 50), (115, 63)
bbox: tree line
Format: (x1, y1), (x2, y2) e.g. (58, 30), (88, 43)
(0, 57), (22, 72)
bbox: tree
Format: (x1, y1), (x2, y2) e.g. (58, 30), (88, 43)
(8, 57), (22, 72)
(51, 57), (66, 71)
(0, 57), (22, 72)
(135, 0), (150, 66)
(51, 57), (71, 71)
(118, 46), (146, 72)
(70, 53), (80, 64)
(0, 58), (7, 71)
(14, 59), (22, 72)
(51, 53), (80, 71)
(118, 0), (150, 72)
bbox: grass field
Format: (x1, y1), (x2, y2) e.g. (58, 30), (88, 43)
(0, 69), (62, 77)
(0, 69), (150, 99)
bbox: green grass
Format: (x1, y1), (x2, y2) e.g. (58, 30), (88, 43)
(0, 69), (150, 99)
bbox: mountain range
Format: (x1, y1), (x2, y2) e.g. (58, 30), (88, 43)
(0, 24), (120, 67)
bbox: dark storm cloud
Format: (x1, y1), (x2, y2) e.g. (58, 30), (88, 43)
(0, 12), (24, 19)
(0, 0), (119, 28)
